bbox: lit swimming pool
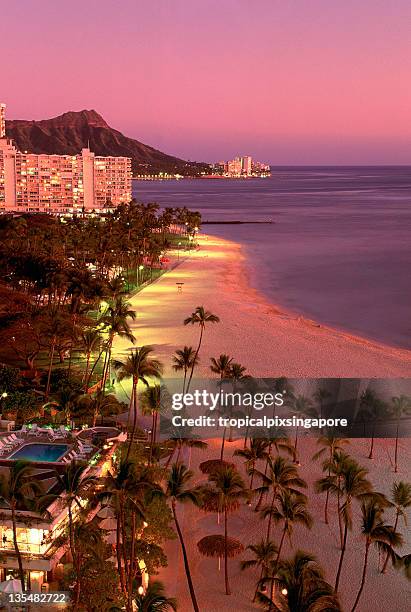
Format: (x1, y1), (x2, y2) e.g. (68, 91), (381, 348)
(9, 443), (69, 462)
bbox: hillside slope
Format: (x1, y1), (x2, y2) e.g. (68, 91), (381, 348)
(6, 110), (209, 175)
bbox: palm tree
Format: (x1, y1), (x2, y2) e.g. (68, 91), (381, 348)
(210, 354), (233, 460)
(257, 550), (341, 612)
(254, 436), (294, 511)
(241, 540), (278, 602)
(100, 296), (136, 388)
(113, 346), (163, 461)
(254, 456), (307, 541)
(183, 306), (220, 391)
(290, 395), (313, 463)
(135, 581), (177, 612)
(101, 459), (161, 597)
(315, 450), (350, 549)
(358, 389), (386, 460)
(351, 499), (403, 612)
(43, 311), (73, 398)
(234, 438), (269, 489)
(381, 481), (411, 573)
(202, 465), (249, 595)
(269, 490), (313, 562)
(172, 346), (199, 393)
(312, 436), (350, 524)
(165, 464), (202, 612)
(79, 328), (102, 385)
(389, 395), (411, 472)
(313, 386), (332, 420)
(54, 462), (98, 604)
(141, 384), (162, 463)
(331, 458), (373, 591)
(0, 461), (42, 591)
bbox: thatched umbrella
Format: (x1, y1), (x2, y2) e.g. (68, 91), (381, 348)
(199, 459), (234, 475)
(197, 535), (244, 571)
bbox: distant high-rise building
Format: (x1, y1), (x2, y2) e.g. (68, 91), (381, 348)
(0, 103), (132, 213)
(0, 104), (6, 138)
(240, 155), (252, 176)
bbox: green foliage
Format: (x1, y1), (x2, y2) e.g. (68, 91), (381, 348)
(3, 390), (40, 421)
(0, 364), (21, 391)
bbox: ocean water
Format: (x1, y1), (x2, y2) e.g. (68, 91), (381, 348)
(133, 167), (411, 350)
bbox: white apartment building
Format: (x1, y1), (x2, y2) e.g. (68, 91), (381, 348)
(0, 104), (132, 214)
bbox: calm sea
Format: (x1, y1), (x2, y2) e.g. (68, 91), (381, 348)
(133, 167), (411, 350)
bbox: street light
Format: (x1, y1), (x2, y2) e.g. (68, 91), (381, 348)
(138, 264), (144, 285)
(0, 392), (7, 419)
(281, 588), (288, 596)
(177, 241), (182, 261)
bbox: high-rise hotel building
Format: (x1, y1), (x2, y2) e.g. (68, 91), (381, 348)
(0, 104), (132, 214)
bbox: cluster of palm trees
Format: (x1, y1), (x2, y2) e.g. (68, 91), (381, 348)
(0, 202), (199, 378)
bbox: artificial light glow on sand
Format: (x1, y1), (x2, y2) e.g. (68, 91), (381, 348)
(111, 234), (411, 390)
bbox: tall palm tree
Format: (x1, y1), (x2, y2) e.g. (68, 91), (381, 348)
(257, 550), (341, 612)
(43, 311), (74, 398)
(268, 490), (313, 563)
(141, 384), (162, 463)
(241, 540), (278, 602)
(234, 438), (269, 489)
(389, 395), (411, 472)
(101, 459), (161, 597)
(165, 464), (202, 612)
(79, 328), (102, 385)
(254, 436), (294, 511)
(358, 389), (386, 460)
(113, 346), (163, 461)
(202, 465), (249, 595)
(183, 306), (220, 391)
(328, 458), (373, 591)
(54, 462), (98, 604)
(351, 499), (403, 612)
(290, 395), (313, 463)
(313, 386), (332, 420)
(381, 481), (411, 573)
(0, 461), (42, 591)
(172, 346), (199, 393)
(254, 456), (307, 541)
(135, 581), (177, 612)
(315, 450), (351, 549)
(210, 354), (233, 460)
(312, 436), (350, 524)
(100, 296), (136, 388)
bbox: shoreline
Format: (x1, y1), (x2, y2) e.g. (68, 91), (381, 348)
(112, 233), (411, 378)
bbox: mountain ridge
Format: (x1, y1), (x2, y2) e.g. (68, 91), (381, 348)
(5, 110), (210, 175)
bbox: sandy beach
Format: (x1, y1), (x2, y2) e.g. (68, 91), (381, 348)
(112, 234), (411, 378)
(157, 437), (411, 612)
(110, 234), (411, 611)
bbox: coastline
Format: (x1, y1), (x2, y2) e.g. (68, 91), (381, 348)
(113, 233), (411, 378)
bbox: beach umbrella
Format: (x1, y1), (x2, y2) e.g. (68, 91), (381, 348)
(0, 579), (23, 593)
(99, 517), (117, 531)
(103, 531), (118, 545)
(97, 505), (115, 519)
(199, 459), (234, 475)
(197, 535), (244, 571)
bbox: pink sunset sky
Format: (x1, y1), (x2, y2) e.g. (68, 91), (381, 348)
(1, 0), (411, 164)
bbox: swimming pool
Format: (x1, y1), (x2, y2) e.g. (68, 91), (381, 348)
(9, 443), (69, 462)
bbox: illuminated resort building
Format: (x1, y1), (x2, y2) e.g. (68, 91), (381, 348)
(0, 426), (124, 591)
(0, 104), (132, 214)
